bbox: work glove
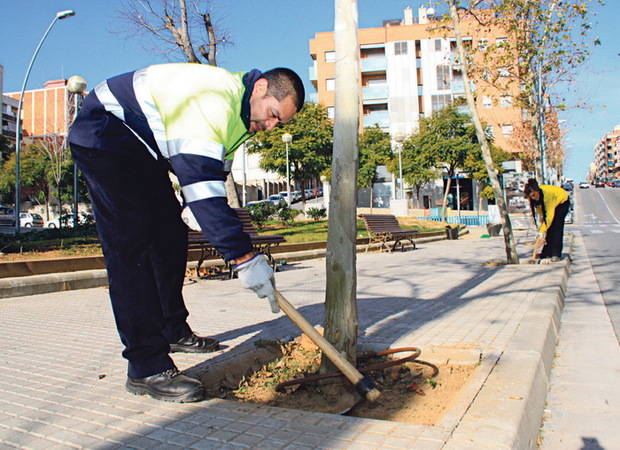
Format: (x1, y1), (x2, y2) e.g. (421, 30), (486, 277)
(233, 254), (280, 313)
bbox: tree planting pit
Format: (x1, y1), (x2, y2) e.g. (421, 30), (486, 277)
(200, 334), (479, 426)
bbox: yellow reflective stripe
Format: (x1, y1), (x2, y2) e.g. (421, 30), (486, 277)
(182, 180), (226, 203)
(94, 81), (124, 121)
(133, 68), (168, 157)
(167, 138), (225, 161)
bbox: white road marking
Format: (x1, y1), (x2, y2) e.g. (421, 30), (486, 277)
(590, 230), (604, 234)
(595, 190), (620, 224)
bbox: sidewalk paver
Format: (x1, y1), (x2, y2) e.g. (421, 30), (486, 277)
(0, 231), (570, 449)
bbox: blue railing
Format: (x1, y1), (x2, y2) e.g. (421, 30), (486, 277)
(361, 57), (387, 72)
(419, 215), (490, 226)
(362, 84), (388, 101)
(363, 110), (389, 128)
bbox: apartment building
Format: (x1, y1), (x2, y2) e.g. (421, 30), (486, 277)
(309, 6), (524, 209)
(5, 78), (80, 139)
(592, 125), (620, 182)
(0, 65), (19, 144)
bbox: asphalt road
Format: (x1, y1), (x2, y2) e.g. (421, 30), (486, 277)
(571, 186), (620, 343)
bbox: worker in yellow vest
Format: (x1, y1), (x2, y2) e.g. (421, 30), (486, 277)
(524, 178), (570, 262)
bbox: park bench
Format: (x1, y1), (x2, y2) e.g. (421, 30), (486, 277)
(358, 214), (419, 253)
(187, 208), (285, 277)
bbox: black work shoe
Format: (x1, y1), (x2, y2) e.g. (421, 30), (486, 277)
(126, 368), (205, 402)
(170, 332), (220, 353)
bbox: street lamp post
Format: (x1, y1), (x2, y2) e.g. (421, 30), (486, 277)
(282, 133), (292, 206)
(67, 75), (87, 227)
(394, 132), (406, 200)
(14, 9), (76, 233)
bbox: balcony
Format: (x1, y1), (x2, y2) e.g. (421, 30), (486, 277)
(451, 80), (475, 94)
(362, 84), (388, 102)
(308, 66), (317, 81)
(361, 56), (387, 73)
(363, 110), (389, 128)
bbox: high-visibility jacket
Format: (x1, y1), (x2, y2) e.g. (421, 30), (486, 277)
(535, 185), (569, 233)
(68, 63), (262, 261)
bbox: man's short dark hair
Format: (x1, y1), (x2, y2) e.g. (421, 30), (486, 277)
(262, 68), (305, 112)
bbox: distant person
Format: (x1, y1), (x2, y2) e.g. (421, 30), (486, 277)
(68, 63), (304, 402)
(524, 178), (569, 262)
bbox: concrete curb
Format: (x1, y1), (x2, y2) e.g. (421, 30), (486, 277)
(0, 232), (462, 299)
(444, 236), (573, 449)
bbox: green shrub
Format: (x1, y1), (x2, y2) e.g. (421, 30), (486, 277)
(276, 205), (297, 224)
(306, 207), (327, 221)
(246, 202), (277, 229)
(0, 224), (99, 253)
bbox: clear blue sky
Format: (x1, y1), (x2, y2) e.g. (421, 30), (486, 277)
(1, 1), (617, 182)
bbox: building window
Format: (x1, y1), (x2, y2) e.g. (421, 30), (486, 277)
(501, 124), (514, 136)
(436, 65), (451, 90)
(478, 38), (488, 51)
(327, 106), (335, 119)
(500, 96), (513, 107)
(482, 96), (492, 108)
(431, 94), (451, 112)
(498, 67), (510, 77)
(496, 37), (508, 47)
(435, 39), (442, 51)
(325, 51), (336, 63)
(326, 78), (335, 91)
(394, 41), (408, 55)
(485, 125), (494, 138)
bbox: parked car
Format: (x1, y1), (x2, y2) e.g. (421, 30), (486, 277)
(578, 182), (590, 189)
(291, 191), (302, 202)
(562, 183), (573, 192)
(45, 213), (93, 228)
(19, 212), (44, 228)
(594, 181), (606, 188)
(304, 189), (314, 199)
(612, 180), (620, 188)
(267, 194), (285, 206)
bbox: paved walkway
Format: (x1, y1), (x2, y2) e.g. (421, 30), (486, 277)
(0, 231), (571, 449)
(539, 233), (620, 449)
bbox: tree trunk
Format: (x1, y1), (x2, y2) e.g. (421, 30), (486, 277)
(322, 0), (360, 371)
(449, 2), (519, 263)
(225, 173), (241, 208)
(442, 175), (452, 223)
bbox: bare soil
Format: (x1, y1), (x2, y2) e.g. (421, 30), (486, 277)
(210, 334), (476, 426)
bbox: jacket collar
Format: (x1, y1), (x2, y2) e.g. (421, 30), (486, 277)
(241, 69), (262, 130)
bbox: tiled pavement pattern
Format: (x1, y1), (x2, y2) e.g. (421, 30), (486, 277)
(0, 232), (562, 449)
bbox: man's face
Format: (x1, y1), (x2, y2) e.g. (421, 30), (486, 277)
(248, 78), (297, 133)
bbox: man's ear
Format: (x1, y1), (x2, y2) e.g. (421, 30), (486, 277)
(252, 78), (268, 97)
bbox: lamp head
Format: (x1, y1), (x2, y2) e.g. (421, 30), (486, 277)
(56, 10), (75, 19)
(67, 75), (87, 94)
(394, 132), (406, 143)
(281, 133), (293, 144)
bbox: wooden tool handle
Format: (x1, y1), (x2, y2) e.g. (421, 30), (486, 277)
(274, 290), (381, 402)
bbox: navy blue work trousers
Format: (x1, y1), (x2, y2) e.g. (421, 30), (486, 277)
(71, 142), (192, 379)
(540, 200), (569, 259)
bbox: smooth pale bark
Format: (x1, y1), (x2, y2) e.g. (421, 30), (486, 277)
(449, 2), (519, 263)
(323, 0), (360, 369)
(225, 174), (241, 208)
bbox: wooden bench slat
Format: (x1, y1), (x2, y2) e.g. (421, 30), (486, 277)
(187, 208), (286, 277)
(358, 213), (418, 253)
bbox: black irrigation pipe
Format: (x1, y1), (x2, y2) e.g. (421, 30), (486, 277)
(275, 347), (439, 393)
